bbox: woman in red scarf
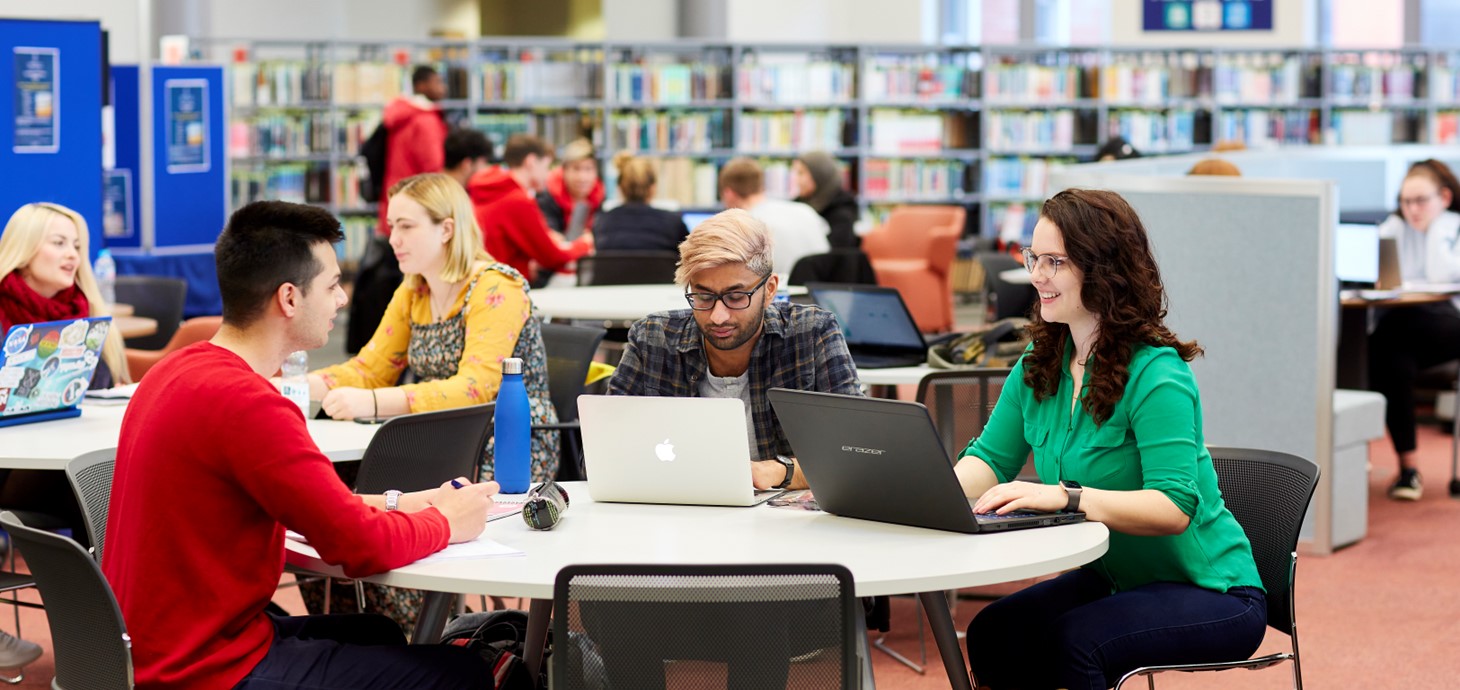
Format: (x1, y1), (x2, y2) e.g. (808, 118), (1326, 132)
(0, 203), (130, 388)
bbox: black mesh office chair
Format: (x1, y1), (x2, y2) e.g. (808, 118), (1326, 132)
(536, 323), (606, 481)
(114, 275), (188, 350)
(980, 252), (1035, 321)
(577, 251), (679, 286)
(65, 448), (117, 563)
(352, 404), (495, 494)
(0, 512), (133, 689)
(1115, 447), (1320, 689)
(554, 564), (860, 690)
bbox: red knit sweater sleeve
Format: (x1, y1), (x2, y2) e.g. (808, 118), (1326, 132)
(502, 197), (592, 271)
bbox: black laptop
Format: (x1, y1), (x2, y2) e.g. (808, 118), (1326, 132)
(807, 283), (928, 369)
(768, 388), (1085, 534)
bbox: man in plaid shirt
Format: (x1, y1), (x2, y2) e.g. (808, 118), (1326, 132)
(607, 209), (862, 491)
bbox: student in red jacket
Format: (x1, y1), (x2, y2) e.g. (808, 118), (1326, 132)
(469, 134), (592, 284)
(377, 66), (449, 235)
(536, 138), (605, 237)
(103, 201), (499, 689)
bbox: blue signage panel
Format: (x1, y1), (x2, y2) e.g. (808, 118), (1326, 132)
(102, 169), (133, 239)
(164, 78), (209, 173)
(1144, 0), (1272, 31)
(13, 46), (58, 153)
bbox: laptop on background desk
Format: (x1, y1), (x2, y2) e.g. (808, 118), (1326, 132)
(0, 317), (111, 428)
(806, 283), (929, 369)
(578, 395), (784, 507)
(769, 388), (1085, 534)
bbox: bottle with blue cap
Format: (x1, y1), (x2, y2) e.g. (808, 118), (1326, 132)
(494, 356), (531, 493)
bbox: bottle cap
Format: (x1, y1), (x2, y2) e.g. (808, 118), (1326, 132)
(503, 357), (523, 375)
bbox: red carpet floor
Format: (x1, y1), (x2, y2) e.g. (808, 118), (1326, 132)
(5, 428), (1460, 688)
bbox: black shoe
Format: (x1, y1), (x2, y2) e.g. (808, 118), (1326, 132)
(1389, 469), (1423, 501)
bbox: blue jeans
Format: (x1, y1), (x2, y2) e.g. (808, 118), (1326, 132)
(234, 613), (491, 689)
(967, 569), (1267, 690)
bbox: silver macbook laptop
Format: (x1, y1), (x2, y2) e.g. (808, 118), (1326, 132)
(579, 395), (784, 507)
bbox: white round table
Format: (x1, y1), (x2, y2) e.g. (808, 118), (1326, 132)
(530, 284), (808, 322)
(287, 482), (1109, 689)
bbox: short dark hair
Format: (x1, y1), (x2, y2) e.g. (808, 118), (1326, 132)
(445, 128), (493, 170)
(411, 65), (439, 88)
(215, 201), (344, 329)
(502, 134), (551, 168)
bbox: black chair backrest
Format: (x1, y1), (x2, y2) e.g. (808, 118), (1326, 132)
(1206, 447), (1320, 636)
(578, 251), (680, 286)
(788, 249), (878, 286)
(980, 252), (1035, 321)
(554, 563), (858, 690)
(539, 323), (606, 425)
(915, 368), (1015, 462)
(0, 512), (133, 689)
(114, 275), (188, 350)
(353, 404), (495, 494)
(65, 448), (117, 563)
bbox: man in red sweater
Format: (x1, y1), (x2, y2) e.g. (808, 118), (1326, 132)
(378, 66), (449, 235)
(469, 134), (592, 284)
(103, 201), (499, 689)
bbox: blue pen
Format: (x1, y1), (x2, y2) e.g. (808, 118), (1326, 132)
(450, 479), (464, 489)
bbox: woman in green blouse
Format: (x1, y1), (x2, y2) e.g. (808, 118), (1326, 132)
(954, 189), (1266, 689)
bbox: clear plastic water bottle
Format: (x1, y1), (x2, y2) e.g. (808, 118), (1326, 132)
(93, 249), (116, 306)
(280, 350), (310, 417)
(494, 357), (531, 493)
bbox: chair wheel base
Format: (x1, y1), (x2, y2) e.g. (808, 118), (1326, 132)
(1448, 478), (1460, 497)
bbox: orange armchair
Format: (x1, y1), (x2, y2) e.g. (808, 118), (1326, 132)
(860, 205), (966, 333)
(125, 316), (223, 381)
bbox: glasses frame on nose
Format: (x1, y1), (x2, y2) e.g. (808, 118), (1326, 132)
(1399, 194), (1437, 209)
(1021, 247), (1069, 280)
(684, 272), (773, 311)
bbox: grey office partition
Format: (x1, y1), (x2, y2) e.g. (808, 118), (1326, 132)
(1048, 173), (1338, 553)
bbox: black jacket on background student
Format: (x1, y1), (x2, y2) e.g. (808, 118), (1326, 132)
(593, 203), (689, 252)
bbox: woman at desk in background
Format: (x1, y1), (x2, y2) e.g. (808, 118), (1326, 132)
(592, 151), (689, 252)
(304, 173), (559, 621)
(951, 189), (1266, 690)
(793, 151), (860, 248)
(1369, 159), (1460, 501)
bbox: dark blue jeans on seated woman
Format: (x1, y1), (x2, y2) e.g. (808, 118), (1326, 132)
(967, 568), (1267, 690)
(234, 613), (492, 689)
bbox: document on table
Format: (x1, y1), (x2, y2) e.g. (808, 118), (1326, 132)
(85, 382), (139, 404)
(286, 529), (524, 565)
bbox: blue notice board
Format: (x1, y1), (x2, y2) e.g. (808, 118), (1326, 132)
(102, 169), (133, 240)
(164, 79), (209, 173)
(1144, 0), (1272, 31)
(13, 46), (59, 153)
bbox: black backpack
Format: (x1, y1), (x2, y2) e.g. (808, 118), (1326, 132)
(441, 609), (606, 690)
(358, 123), (388, 203)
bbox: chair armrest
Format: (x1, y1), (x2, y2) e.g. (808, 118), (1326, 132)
(531, 421), (582, 432)
(926, 232), (960, 278)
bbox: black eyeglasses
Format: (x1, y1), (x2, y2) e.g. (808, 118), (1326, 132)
(684, 272), (772, 311)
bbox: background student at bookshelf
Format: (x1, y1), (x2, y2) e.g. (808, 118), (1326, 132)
(793, 151), (861, 249)
(470, 134), (593, 288)
(536, 138), (604, 240)
(719, 157), (829, 282)
(593, 151), (689, 252)
(377, 65), (450, 235)
(1368, 159), (1460, 501)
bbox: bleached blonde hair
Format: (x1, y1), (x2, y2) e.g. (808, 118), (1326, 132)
(673, 208), (773, 286)
(0, 203), (130, 383)
(387, 173), (491, 287)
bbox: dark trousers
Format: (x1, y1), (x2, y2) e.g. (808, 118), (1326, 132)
(234, 614), (491, 689)
(966, 569), (1267, 690)
(1367, 301), (1460, 455)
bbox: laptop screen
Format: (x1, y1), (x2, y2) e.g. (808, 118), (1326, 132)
(811, 286), (925, 350)
(682, 212), (715, 231)
(1335, 223), (1379, 284)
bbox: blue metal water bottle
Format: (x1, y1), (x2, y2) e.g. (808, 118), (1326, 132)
(494, 357), (531, 493)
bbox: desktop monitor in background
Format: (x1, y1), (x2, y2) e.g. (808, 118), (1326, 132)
(1335, 223), (1380, 287)
(681, 212), (714, 231)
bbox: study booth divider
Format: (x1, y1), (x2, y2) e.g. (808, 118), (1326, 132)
(1048, 172), (1341, 555)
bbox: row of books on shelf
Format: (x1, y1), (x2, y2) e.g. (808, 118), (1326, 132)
(985, 110), (1095, 153)
(1107, 110), (1201, 153)
(1431, 68), (1460, 103)
(603, 157), (721, 208)
(607, 111), (732, 153)
(226, 115), (333, 159)
(863, 65), (978, 102)
(737, 110), (848, 153)
(985, 156), (1072, 199)
(1435, 113), (1460, 145)
(336, 217), (376, 270)
(1328, 64), (1423, 102)
(1101, 62), (1209, 103)
(472, 112), (589, 152)
(230, 165), (330, 207)
(984, 64), (1098, 103)
(1211, 60), (1317, 104)
(1212, 109), (1318, 147)
(606, 63), (732, 104)
(230, 62), (408, 107)
(480, 62), (602, 102)
(736, 62), (856, 104)
(868, 110), (976, 154)
(863, 158), (972, 201)
(1331, 110), (1427, 146)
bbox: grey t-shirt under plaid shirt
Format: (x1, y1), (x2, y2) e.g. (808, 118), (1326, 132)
(608, 301), (863, 461)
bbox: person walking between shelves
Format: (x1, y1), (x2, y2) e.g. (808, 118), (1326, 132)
(470, 134), (593, 287)
(377, 65), (449, 236)
(1368, 159), (1460, 501)
(718, 157), (829, 282)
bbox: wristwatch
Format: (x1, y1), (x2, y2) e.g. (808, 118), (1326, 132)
(1060, 480), (1082, 512)
(774, 455), (796, 490)
(384, 489), (403, 512)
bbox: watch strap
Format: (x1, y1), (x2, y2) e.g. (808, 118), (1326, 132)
(775, 455), (795, 489)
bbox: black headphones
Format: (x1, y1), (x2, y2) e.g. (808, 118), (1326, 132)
(521, 481), (569, 531)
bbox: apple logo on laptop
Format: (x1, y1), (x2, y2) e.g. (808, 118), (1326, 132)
(655, 438), (676, 462)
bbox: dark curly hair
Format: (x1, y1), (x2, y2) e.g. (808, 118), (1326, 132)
(1022, 189), (1202, 426)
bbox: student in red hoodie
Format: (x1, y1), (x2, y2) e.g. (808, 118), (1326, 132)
(103, 201), (499, 689)
(535, 138), (605, 237)
(469, 134), (592, 285)
(377, 66), (449, 235)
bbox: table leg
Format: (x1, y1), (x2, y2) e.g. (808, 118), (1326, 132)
(918, 590), (973, 690)
(524, 598), (553, 686)
(411, 591), (455, 644)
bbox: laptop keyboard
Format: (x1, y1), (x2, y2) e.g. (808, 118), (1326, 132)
(974, 509), (1044, 522)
